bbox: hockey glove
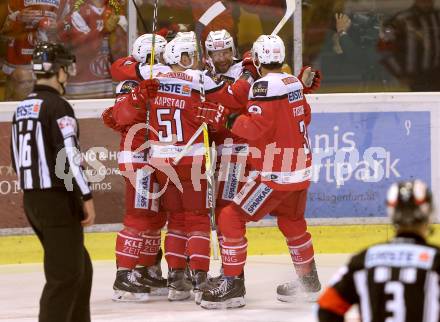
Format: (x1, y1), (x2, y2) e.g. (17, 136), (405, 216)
(242, 51), (259, 81)
(196, 101), (229, 132)
(102, 106), (126, 132)
(298, 66), (321, 94)
(130, 79), (160, 107)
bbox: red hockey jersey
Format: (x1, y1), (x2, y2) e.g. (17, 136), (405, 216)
(231, 72), (312, 191)
(147, 69), (250, 166)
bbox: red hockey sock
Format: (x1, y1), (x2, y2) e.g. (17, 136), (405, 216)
(287, 232), (315, 276)
(138, 233), (161, 267)
(222, 238), (247, 276)
(164, 232), (188, 269)
(115, 229), (144, 269)
(187, 234), (210, 272)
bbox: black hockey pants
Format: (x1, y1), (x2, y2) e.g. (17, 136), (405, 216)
(23, 189), (93, 322)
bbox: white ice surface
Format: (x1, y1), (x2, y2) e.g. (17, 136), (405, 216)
(0, 254), (361, 322)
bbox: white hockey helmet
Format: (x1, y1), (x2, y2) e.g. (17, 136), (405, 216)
(205, 29), (236, 56)
(131, 34), (167, 63)
(163, 32), (197, 68)
(251, 35), (285, 65)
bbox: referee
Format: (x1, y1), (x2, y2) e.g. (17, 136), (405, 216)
(317, 180), (439, 322)
(10, 42), (95, 322)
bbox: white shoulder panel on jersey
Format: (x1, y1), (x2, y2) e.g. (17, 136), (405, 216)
(365, 243), (436, 270)
(249, 72), (303, 100)
(138, 63), (172, 80)
(183, 69), (224, 93)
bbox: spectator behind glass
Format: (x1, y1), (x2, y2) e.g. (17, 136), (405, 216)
(320, 10), (393, 91)
(379, 0), (440, 91)
(0, 0), (68, 100)
(5, 66), (35, 101)
(59, 0), (125, 99)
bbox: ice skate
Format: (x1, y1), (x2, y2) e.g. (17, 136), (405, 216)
(200, 274), (246, 309)
(167, 269), (193, 301)
(192, 270), (217, 305)
(277, 267), (321, 303)
(134, 264), (168, 296)
(112, 269), (150, 302)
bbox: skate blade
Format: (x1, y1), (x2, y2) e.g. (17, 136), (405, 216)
(150, 287), (169, 296)
(277, 291), (320, 303)
(200, 296), (245, 309)
(112, 290), (150, 302)
(167, 289), (191, 301)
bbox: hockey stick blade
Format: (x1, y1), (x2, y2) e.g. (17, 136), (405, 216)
(194, 1), (227, 52)
(199, 1), (226, 27)
(271, 0), (296, 35)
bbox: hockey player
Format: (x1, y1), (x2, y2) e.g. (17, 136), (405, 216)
(198, 35), (321, 309)
(144, 31), (250, 303)
(110, 34), (168, 82)
(318, 180), (439, 322)
(102, 34), (170, 302)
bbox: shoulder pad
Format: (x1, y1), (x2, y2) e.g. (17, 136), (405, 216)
(249, 73), (303, 100)
(115, 80), (139, 95)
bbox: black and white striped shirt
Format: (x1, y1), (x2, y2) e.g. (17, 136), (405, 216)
(10, 85), (92, 200)
(318, 232), (440, 322)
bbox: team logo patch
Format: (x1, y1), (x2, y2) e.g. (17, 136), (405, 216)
(213, 40), (225, 49)
(56, 116), (77, 139)
(158, 83), (192, 97)
(16, 99), (43, 121)
(135, 169), (151, 210)
(252, 81), (268, 97)
(222, 163), (242, 201)
(282, 77), (298, 85)
(241, 183), (273, 216)
(248, 105), (262, 115)
(288, 89), (303, 103)
(116, 80), (139, 95)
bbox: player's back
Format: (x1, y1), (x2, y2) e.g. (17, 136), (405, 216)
(346, 237), (440, 322)
(241, 72), (312, 190)
(148, 69), (217, 165)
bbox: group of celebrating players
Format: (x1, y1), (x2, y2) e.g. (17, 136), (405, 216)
(102, 28), (322, 309)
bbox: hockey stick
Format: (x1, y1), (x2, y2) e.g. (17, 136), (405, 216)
(194, 1), (227, 102)
(172, 123), (204, 165)
(271, 0), (296, 35)
(131, 0), (148, 33)
(171, 1), (227, 165)
(143, 0), (159, 161)
(202, 123), (219, 260)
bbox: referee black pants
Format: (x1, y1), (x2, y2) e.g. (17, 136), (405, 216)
(23, 190), (93, 322)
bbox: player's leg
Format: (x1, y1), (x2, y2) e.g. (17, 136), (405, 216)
(181, 177), (216, 304)
(113, 173), (158, 302)
(212, 139), (249, 285)
(275, 189), (321, 302)
(201, 174), (284, 309)
(165, 210), (193, 301)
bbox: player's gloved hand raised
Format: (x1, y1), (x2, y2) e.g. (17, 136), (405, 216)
(130, 79), (160, 107)
(196, 101), (229, 132)
(241, 51), (259, 81)
(297, 66), (321, 94)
